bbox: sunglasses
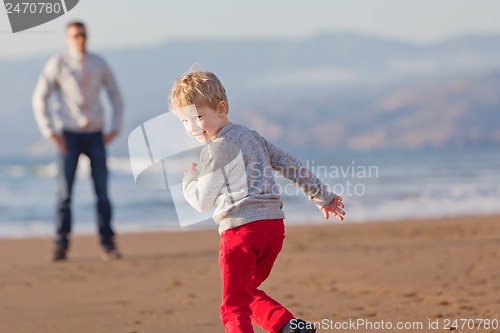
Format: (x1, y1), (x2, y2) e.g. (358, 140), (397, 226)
(72, 33), (87, 39)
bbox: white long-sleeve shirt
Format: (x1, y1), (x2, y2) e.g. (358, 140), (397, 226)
(32, 49), (124, 138)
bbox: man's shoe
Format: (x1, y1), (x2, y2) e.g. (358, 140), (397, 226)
(290, 319), (316, 333)
(101, 244), (122, 262)
(52, 246), (68, 261)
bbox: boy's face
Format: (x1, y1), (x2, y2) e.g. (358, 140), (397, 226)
(175, 103), (228, 143)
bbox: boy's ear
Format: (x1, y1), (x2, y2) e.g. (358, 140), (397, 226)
(218, 101), (228, 115)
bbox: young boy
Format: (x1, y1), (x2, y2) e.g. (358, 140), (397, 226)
(169, 71), (345, 333)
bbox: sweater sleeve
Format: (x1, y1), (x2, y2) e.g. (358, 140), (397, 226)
(263, 136), (336, 209)
(182, 142), (239, 212)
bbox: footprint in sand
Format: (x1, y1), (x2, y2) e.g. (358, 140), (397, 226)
(459, 305), (475, 311)
(170, 279), (183, 287)
(403, 292), (418, 298)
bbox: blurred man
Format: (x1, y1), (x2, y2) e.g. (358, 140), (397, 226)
(33, 21), (124, 261)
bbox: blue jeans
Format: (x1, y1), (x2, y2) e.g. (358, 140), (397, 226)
(56, 131), (114, 248)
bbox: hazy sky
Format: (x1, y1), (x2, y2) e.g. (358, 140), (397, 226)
(1, 0), (500, 59)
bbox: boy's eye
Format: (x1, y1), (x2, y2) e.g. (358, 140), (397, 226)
(195, 116), (203, 121)
(182, 119), (188, 123)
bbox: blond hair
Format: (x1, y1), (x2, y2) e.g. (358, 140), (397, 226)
(169, 71), (228, 111)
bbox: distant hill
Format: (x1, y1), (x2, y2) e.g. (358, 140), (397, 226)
(1, 32), (500, 158)
(239, 72), (500, 150)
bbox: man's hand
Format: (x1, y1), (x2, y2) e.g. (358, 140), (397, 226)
(321, 196), (345, 221)
(103, 130), (118, 144)
(49, 134), (67, 152)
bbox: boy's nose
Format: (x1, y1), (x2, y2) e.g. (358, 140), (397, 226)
(185, 121), (200, 133)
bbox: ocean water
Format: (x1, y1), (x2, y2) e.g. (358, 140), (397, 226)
(0, 147), (499, 239)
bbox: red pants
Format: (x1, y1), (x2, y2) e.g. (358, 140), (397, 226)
(218, 219), (294, 333)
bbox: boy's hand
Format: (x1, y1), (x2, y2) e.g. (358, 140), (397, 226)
(321, 196), (345, 221)
(185, 163), (198, 174)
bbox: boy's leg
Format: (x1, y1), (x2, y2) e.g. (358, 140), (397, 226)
(248, 220), (294, 333)
(218, 220), (294, 333)
(250, 287), (295, 333)
(219, 228), (256, 333)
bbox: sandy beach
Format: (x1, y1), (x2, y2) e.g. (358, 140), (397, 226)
(0, 216), (499, 333)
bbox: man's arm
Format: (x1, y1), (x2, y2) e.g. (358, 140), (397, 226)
(32, 56), (59, 139)
(102, 61), (124, 143)
(33, 56), (68, 151)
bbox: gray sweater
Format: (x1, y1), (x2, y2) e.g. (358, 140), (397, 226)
(183, 122), (336, 234)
